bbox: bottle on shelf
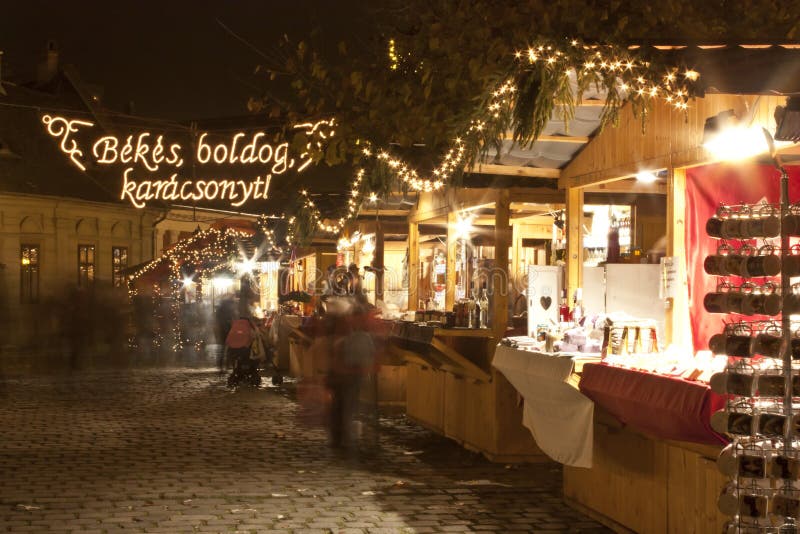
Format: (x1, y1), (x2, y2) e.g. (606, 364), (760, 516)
(479, 283), (489, 329)
(571, 288), (583, 325)
(559, 289), (570, 323)
(468, 282), (478, 328)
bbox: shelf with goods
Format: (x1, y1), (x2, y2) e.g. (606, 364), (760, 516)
(706, 165), (800, 531)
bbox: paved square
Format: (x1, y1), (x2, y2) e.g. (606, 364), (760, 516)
(0, 366), (609, 533)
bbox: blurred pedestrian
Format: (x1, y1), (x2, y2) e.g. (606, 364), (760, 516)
(63, 285), (91, 370)
(326, 297), (376, 450)
(215, 296), (236, 372)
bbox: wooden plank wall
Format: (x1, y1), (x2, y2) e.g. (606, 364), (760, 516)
(560, 93), (786, 189)
(405, 363), (445, 433)
(564, 421), (728, 534)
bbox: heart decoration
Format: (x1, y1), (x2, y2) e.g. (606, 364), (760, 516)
(540, 296), (552, 310)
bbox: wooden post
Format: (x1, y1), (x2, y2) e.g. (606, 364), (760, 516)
(374, 222), (385, 302)
(666, 166), (690, 350)
(493, 189), (511, 339)
(408, 221), (419, 311)
(566, 187), (584, 303)
(446, 211), (458, 310)
(511, 221), (521, 292)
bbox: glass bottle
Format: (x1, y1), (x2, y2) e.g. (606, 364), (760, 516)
(479, 283), (489, 329)
(571, 288), (583, 325)
(559, 289), (570, 323)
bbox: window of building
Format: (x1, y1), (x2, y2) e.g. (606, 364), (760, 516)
(20, 244), (39, 303)
(112, 246), (128, 287)
(78, 244), (95, 287)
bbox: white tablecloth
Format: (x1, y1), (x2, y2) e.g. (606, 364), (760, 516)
(492, 344), (595, 468)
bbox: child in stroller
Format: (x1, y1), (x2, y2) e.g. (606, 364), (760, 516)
(225, 317), (263, 387)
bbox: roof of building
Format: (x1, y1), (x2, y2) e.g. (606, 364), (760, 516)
(0, 74), (123, 204)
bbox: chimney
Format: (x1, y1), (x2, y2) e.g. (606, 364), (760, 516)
(36, 40), (59, 85)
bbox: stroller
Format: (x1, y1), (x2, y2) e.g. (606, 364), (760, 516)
(225, 318), (262, 387)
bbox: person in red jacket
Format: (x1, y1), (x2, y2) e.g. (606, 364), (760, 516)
(325, 295), (377, 449)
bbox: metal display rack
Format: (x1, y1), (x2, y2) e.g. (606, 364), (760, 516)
(708, 160), (800, 532)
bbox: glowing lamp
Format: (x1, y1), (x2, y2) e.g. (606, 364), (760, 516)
(455, 214), (475, 239)
(635, 171), (658, 183)
(775, 97), (800, 142)
(362, 237), (375, 254)
(182, 277), (194, 288)
(703, 109), (770, 162)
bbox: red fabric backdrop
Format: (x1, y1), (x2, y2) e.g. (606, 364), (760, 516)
(685, 163), (800, 352)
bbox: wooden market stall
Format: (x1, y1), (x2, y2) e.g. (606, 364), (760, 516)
(558, 83), (800, 532)
(399, 185), (566, 462)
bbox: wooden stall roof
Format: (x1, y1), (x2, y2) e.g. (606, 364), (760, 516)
(468, 45), (800, 187)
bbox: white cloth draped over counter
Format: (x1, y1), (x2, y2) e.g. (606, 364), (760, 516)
(492, 345), (596, 468)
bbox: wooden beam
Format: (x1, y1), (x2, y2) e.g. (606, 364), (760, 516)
(511, 210), (559, 222)
(501, 131), (590, 144)
(493, 189), (511, 339)
(410, 206), (449, 224)
(505, 188), (566, 204)
(446, 211), (458, 310)
(468, 163), (561, 179)
(430, 338), (491, 382)
(511, 220), (522, 292)
(408, 221), (419, 311)
(585, 180), (668, 195)
(374, 222), (384, 303)
(566, 187), (584, 304)
(357, 209), (411, 217)
(666, 166), (691, 351)
(574, 99), (606, 107)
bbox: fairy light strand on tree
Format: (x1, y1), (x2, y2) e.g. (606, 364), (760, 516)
(285, 38), (700, 240)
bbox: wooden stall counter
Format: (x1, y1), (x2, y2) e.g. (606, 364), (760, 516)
(563, 364), (728, 534)
(563, 411), (726, 534)
(389, 322), (548, 463)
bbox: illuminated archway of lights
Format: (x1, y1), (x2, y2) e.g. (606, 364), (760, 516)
(290, 38), (700, 237)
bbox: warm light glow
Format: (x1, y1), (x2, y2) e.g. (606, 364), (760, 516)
(212, 277), (233, 290)
(260, 261), (280, 272)
(21, 257), (30, 266)
(368, 192), (378, 203)
(455, 214), (475, 239)
(684, 69), (699, 81)
(196, 133), (291, 173)
(703, 125), (771, 162)
(45, 115), (333, 209)
(361, 237), (375, 254)
(635, 171), (658, 183)
(237, 257), (256, 273)
(41, 115), (95, 171)
(120, 169), (272, 209)
(182, 277), (195, 288)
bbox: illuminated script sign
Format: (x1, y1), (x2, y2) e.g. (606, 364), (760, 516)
(42, 115), (334, 209)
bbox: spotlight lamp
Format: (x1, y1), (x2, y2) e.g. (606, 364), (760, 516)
(702, 109), (770, 162)
(775, 97), (800, 143)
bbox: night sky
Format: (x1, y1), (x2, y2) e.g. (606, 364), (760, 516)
(0, 1), (365, 120)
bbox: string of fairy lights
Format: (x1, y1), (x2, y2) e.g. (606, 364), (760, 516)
(127, 37), (702, 335)
(285, 38), (701, 240)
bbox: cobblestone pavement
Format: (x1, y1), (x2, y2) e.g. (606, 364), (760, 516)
(0, 365), (610, 533)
